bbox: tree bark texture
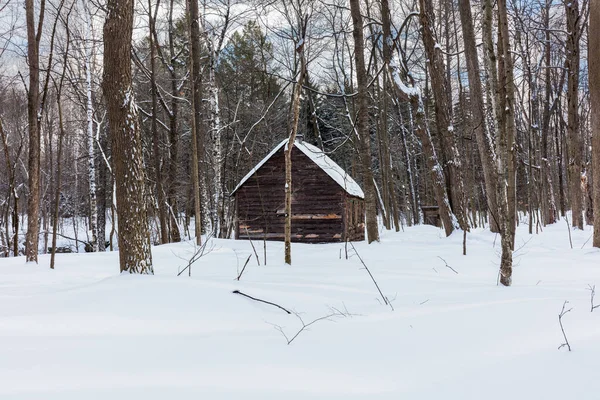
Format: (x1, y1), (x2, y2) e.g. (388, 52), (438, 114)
(285, 25), (307, 265)
(350, 0), (380, 243)
(25, 0), (44, 262)
(591, 0), (600, 246)
(381, 0), (454, 236)
(457, 0), (500, 232)
(103, 0), (154, 274)
(418, 0), (469, 232)
(188, 0), (204, 245)
(565, 0), (584, 229)
(497, 0), (517, 284)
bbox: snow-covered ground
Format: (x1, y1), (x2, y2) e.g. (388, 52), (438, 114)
(1, 221), (600, 399)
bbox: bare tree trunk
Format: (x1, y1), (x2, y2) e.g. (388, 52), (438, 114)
(187, 0), (204, 245)
(0, 118), (18, 256)
(24, 0), (45, 263)
(166, 0), (181, 243)
(419, 0), (468, 233)
(147, 0), (168, 245)
(381, 0), (454, 236)
(50, 11), (71, 269)
(591, 0), (600, 247)
(82, 0), (99, 252)
(541, 0), (558, 225)
(497, 0), (517, 283)
(565, 0), (584, 229)
(103, 0), (153, 274)
(284, 24), (307, 265)
(350, 0), (379, 243)
(457, 0), (500, 231)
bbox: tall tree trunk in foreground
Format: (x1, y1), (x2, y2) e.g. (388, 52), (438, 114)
(284, 30), (307, 265)
(24, 0), (45, 262)
(591, 0), (600, 247)
(350, 0), (379, 243)
(103, 0), (153, 274)
(565, 0), (584, 229)
(187, 0), (203, 245)
(497, 0), (516, 284)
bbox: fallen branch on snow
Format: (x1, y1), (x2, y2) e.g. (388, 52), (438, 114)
(437, 256), (458, 274)
(232, 290), (291, 314)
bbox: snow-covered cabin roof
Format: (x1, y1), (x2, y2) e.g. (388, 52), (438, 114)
(231, 139), (364, 199)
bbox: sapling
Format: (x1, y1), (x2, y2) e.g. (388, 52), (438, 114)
(587, 285), (600, 312)
(350, 242), (393, 310)
(558, 301), (573, 351)
(272, 307), (351, 345)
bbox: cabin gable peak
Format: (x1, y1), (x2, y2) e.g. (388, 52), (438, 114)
(231, 139), (364, 199)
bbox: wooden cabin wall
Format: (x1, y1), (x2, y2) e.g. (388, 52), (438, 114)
(236, 147), (347, 243)
(343, 195), (366, 241)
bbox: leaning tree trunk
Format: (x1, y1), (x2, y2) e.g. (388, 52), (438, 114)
(350, 0), (379, 243)
(565, 0), (584, 229)
(591, 0), (600, 247)
(284, 28), (307, 265)
(103, 0), (153, 274)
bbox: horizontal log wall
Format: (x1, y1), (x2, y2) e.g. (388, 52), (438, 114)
(235, 146), (364, 243)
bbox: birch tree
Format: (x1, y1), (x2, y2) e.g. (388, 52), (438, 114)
(81, 0), (99, 251)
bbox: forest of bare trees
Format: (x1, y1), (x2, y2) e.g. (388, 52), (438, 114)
(0, 0), (598, 285)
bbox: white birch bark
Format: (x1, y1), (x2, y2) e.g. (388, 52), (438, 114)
(82, 0), (98, 252)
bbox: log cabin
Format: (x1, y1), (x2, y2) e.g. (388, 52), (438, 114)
(231, 139), (365, 243)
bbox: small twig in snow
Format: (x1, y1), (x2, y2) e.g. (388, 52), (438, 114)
(564, 216), (573, 249)
(581, 234), (593, 249)
(273, 308), (350, 345)
(437, 256), (458, 274)
(244, 227), (260, 266)
(350, 242), (392, 310)
(177, 234), (214, 277)
(236, 255), (252, 281)
(514, 236), (534, 255)
(587, 285), (600, 312)
(558, 300), (573, 351)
